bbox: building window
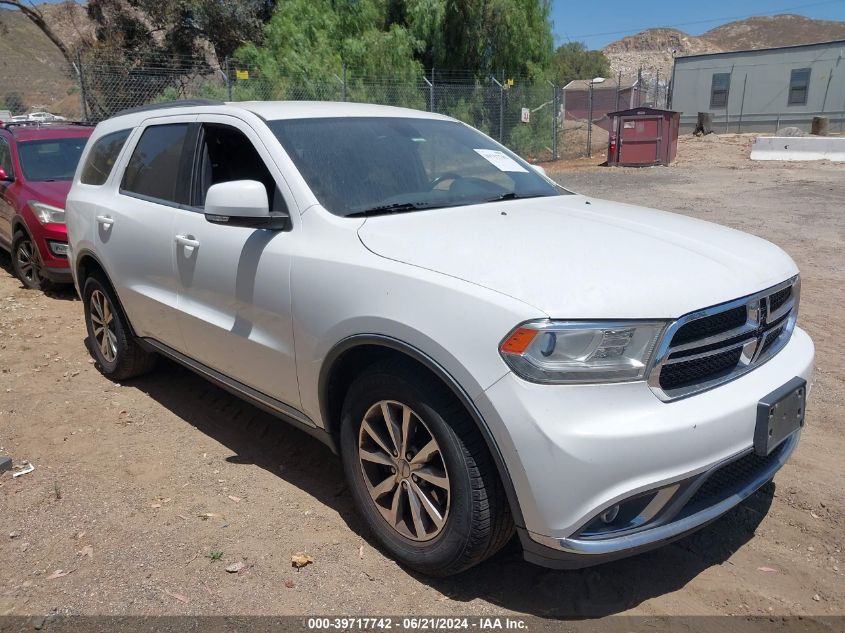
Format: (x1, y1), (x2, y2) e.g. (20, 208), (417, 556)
(710, 73), (730, 109)
(788, 68), (811, 106)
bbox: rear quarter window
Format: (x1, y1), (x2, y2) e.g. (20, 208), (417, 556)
(0, 137), (13, 177)
(80, 129), (131, 185)
(121, 123), (190, 204)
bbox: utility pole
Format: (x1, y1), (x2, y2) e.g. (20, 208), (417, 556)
(430, 68), (435, 112)
(725, 64), (734, 133)
(654, 69), (660, 106)
(548, 80), (558, 160)
(76, 50), (89, 121)
(501, 70), (506, 143)
(821, 68), (833, 113)
(636, 66), (643, 107)
(587, 81), (593, 158)
(225, 58), (232, 101)
(615, 70), (622, 112)
(491, 73), (505, 142)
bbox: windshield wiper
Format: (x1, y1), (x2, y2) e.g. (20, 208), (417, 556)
(483, 192), (545, 203)
(345, 202), (441, 218)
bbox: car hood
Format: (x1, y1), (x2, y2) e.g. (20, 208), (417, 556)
(22, 180), (73, 209)
(356, 195), (798, 319)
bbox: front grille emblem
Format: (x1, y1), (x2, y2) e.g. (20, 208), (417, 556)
(648, 277), (799, 401)
(745, 297), (770, 363)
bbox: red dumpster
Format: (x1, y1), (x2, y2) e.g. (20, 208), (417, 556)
(607, 107), (680, 166)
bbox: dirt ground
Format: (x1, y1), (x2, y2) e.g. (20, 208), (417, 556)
(0, 134), (843, 619)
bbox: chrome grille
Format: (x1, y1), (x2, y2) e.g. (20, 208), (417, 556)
(648, 276), (800, 401)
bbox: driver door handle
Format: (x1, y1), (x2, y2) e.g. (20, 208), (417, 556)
(175, 234), (200, 249)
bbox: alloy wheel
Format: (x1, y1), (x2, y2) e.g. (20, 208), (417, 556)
(90, 289), (117, 363)
(15, 239), (40, 287)
(358, 400), (450, 541)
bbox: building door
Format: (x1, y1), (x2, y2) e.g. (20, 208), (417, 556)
(618, 116), (662, 165)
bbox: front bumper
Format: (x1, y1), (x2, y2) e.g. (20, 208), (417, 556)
(31, 221), (72, 283)
(475, 326), (815, 568)
(40, 265), (73, 284)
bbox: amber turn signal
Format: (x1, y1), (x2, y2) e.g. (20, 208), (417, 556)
(500, 327), (538, 355)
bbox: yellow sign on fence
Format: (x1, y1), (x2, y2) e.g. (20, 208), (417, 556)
(235, 69), (249, 80)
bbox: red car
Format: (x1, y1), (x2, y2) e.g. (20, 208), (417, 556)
(0, 122), (93, 289)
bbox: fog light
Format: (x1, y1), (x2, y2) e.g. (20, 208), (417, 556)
(48, 240), (69, 256)
(600, 504), (620, 524)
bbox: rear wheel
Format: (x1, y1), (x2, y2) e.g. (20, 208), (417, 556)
(340, 359), (513, 576)
(11, 231), (43, 290)
(82, 273), (156, 380)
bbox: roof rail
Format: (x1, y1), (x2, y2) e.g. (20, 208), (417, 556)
(110, 99), (225, 119)
(2, 120), (96, 131)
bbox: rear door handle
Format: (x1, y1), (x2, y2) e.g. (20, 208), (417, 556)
(96, 215), (114, 227)
(175, 234), (200, 249)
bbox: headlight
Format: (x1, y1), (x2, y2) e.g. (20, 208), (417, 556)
(28, 201), (65, 225)
(499, 320), (667, 384)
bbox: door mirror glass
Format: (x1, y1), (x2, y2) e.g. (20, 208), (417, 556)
(204, 180), (286, 228)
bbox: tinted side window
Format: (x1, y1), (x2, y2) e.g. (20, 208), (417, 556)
(0, 138), (13, 177)
(121, 123), (189, 203)
(81, 129), (131, 185)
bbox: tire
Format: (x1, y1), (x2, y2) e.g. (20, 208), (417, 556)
(82, 273), (157, 380)
(340, 358), (513, 576)
(11, 231), (44, 290)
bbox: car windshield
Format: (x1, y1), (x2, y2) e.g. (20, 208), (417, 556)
(268, 117), (567, 217)
(17, 138), (87, 182)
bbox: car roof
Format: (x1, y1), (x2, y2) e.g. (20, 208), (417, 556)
(96, 100), (453, 132)
(3, 124), (94, 142)
(235, 101), (452, 122)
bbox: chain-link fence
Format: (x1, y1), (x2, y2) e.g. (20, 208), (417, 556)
(2, 55), (632, 161)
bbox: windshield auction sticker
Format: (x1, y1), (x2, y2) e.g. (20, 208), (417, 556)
(473, 149), (529, 172)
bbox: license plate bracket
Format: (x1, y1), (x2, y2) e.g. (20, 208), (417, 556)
(755, 377), (806, 456)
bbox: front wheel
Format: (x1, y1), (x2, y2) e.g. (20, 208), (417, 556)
(340, 359), (513, 576)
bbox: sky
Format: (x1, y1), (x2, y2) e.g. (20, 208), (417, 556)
(550, 0), (845, 49)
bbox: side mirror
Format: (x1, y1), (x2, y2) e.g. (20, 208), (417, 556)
(531, 164), (547, 177)
(0, 166), (13, 182)
(204, 180), (287, 229)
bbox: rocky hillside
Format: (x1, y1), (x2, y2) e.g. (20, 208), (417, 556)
(0, 2), (93, 116)
(603, 28), (720, 82)
(604, 14), (845, 83)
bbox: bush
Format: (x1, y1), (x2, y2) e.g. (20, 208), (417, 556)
(5, 92), (25, 115)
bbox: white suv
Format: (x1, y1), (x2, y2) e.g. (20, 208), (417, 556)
(66, 100), (814, 576)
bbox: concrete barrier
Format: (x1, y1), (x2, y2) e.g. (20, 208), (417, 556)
(751, 136), (845, 162)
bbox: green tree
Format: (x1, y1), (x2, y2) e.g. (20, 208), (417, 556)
(236, 0), (423, 94)
(80, 0), (274, 117)
(552, 42), (610, 86)
(236, 0), (554, 83)
(86, 0), (274, 65)
(4, 92), (26, 115)
(402, 0), (552, 79)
